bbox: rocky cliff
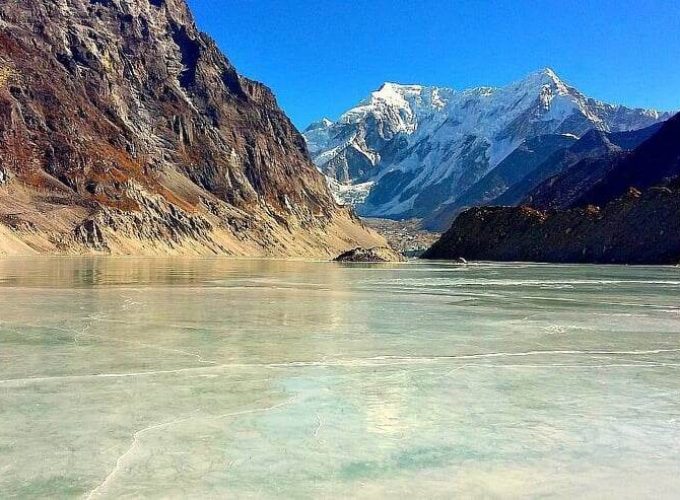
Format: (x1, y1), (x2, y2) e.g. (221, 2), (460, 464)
(0, 0), (384, 256)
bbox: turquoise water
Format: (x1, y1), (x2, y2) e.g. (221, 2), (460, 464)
(1, 258), (679, 498)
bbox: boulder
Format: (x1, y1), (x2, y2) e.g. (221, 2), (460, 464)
(334, 247), (405, 263)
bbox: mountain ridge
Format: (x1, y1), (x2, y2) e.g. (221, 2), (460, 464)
(492, 122), (664, 209)
(304, 69), (671, 221)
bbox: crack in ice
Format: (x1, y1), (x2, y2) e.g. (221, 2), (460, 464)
(0, 365), (225, 387)
(3, 316), (217, 367)
(5, 349), (680, 386)
(84, 396), (298, 499)
(353, 348), (680, 362)
(314, 412), (324, 439)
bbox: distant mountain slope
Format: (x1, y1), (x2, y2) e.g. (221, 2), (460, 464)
(524, 154), (626, 211)
(423, 114), (680, 264)
(574, 113), (680, 208)
(0, 0), (383, 256)
(496, 122), (663, 208)
(304, 69), (670, 220)
(425, 133), (577, 230)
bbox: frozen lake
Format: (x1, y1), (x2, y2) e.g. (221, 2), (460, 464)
(1, 258), (679, 498)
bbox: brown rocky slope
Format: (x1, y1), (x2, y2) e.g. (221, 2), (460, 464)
(0, 0), (384, 257)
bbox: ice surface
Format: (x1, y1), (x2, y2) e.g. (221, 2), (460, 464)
(1, 258), (680, 498)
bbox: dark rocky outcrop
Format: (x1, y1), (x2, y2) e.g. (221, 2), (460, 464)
(423, 186), (680, 264)
(523, 116), (679, 212)
(425, 122), (665, 232)
(524, 153), (626, 210)
(575, 114), (680, 208)
(334, 247), (405, 263)
(0, 0), (383, 256)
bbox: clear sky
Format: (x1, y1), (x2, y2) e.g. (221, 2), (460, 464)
(186, 0), (680, 129)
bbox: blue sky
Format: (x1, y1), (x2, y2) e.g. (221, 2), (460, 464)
(187, 0), (680, 129)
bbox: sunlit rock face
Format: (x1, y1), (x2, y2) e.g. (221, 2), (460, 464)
(0, 0), (383, 257)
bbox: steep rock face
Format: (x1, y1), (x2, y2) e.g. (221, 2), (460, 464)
(304, 69), (670, 220)
(423, 115), (680, 264)
(0, 0), (384, 256)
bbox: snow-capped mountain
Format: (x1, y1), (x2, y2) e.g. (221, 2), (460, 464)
(304, 69), (671, 219)
(304, 84), (453, 186)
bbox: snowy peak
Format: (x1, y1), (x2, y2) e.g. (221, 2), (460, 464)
(540, 67), (560, 80)
(520, 67), (566, 88)
(338, 82), (451, 131)
(303, 69), (672, 216)
(304, 118), (333, 132)
(328, 70), (578, 136)
(369, 82), (448, 111)
(376, 82), (425, 96)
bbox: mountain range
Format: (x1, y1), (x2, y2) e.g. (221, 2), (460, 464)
(0, 0), (384, 257)
(0, 0), (675, 263)
(304, 70), (671, 228)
